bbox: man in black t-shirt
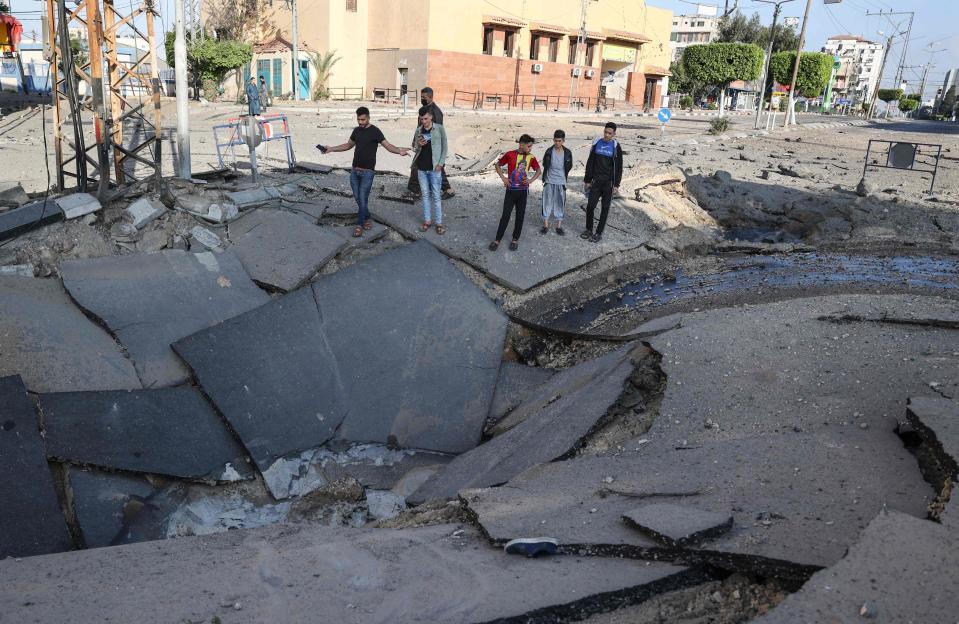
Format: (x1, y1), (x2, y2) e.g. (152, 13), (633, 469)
(318, 106), (410, 237)
(404, 87), (454, 200)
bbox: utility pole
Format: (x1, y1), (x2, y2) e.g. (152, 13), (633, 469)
(753, 0), (793, 129)
(783, 0), (811, 126)
(175, 0), (191, 178)
(568, 0), (587, 111)
(865, 10), (913, 118)
(892, 12), (913, 92)
(290, 0), (300, 101)
(866, 31), (894, 120)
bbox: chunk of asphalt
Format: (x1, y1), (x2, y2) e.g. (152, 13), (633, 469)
(172, 287), (349, 497)
(0, 198), (62, 243)
(60, 250), (269, 388)
(0, 375), (73, 558)
(410, 344), (639, 505)
(0, 523), (708, 623)
(622, 503), (733, 546)
(460, 430), (932, 579)
(752, 510), (959, 623)
(67, 467), (184, 548)
(905, 396), (959, 497)
(41, 387), (253, 482)
(229, 208), (346, 292)
(125, 197), (167, 229)
(0, 276), (141, 392)
(487, 362), (555, 427)
(174, 241), (506, 498)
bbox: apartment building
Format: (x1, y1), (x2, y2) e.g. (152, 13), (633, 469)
(669, 4), (719, 62)
(236, 0), (674, 109)
(822, 34), (884, 108)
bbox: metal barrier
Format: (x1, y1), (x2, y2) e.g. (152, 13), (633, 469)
(213, 113), (296, 171)
(452, 90), (615, 112)
(328, 87), (364, 100)
(453, 90), (478, 109)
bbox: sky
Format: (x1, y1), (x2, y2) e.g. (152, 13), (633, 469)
(8, 0), (959, 100)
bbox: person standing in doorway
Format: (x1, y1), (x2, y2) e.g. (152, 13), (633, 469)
(245, 76), (261, 116)
(412, 110), (448, 234)
(540, 129), (573, 235)
(317, 107), (410, 237)
(404, 87), (454, 200)
(258, 76), (270, 113)
(489, 134), (541, 252)
(582, 122), (623, 243)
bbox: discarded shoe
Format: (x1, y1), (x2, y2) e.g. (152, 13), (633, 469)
(504, 537), (559, 558)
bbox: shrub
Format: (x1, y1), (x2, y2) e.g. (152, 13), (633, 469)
(708, 117), (730, 134)
(679, 95), (693, 109)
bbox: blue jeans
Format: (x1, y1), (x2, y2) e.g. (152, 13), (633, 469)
(349, 168), (375, 225)
(417, 169), (442, 225)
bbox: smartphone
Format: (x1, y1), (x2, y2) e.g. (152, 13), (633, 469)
(316, 144), (328, 153)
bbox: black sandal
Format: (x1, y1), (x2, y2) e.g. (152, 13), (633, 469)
(488, 241), (499, 251)
(509, 240), (519, 251)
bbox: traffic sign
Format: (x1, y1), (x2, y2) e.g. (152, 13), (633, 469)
(657, 107), (672, 123)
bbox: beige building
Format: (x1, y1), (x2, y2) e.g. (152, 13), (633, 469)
(231, 0), (673, 109)
(669, 4), (720, 62)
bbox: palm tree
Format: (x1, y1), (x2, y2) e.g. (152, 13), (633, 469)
(308, 50), (341, 100)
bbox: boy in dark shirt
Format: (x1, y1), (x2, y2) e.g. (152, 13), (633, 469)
(489, 134), (541, 251)
(318, 106), (410, 237)
(582, 121), (624, 243)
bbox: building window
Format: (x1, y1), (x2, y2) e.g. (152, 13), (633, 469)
(504, 30), (514, 57)
(586, 41), (596, 66)
(548, 37), (559, 62)
(670, 32), (678, 42)
(346, 0), (357, 11)
(568, 38), (577, 64)
(482, 27), (493, 55)
(530, 35), (541, 61)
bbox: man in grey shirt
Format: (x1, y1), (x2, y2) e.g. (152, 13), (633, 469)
(540, 129), (573, 235)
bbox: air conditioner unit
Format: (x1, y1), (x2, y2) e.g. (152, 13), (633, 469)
(571, 67), (582, 77)
(532, 63), (544, 74)
(585, 68), (595, 79)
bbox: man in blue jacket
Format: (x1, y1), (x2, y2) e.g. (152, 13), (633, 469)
(540, 129), (573, 235)
(582, 122), (623, 243)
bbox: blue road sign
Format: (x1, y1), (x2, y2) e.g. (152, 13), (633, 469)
(658, 107), (672, 123)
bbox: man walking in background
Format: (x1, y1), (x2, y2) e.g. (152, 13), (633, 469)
(258, 76), (270, 113)
(582, 122), (623, 243)
(318, 107), (410, 237)
(404, 87), (454, 200)
(245, 76), (260, 116)
(489, 134), (541, 252)
(540, 129), (572, 236)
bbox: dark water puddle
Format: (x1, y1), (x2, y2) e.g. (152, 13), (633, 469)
(544, 253), (959, 333)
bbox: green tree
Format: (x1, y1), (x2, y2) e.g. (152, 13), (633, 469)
(769, 51), (833, 97)
(877, 88), (903, 103)
(682, 42), (764, 116)
(668, 57), (706, 100)
(898, 93), (920, 113)
(164, 32), (252, 101)
(716, 12), (799, 53)
(308, 50), (341, 100)
(0, 2), (11, 13)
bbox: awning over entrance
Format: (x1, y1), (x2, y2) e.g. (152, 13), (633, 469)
(482, 15), (525, 29)
(253, 35), (315, 55)
(602, 28), (651, 45)
(529, 22), (569, 36)
(567, 30), (606, 41)
(642, 65), (672, 77)
(0, 14), (24, 54)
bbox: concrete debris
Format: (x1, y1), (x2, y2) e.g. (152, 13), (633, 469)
(0, 198), (62, 242)
(109, 221), (139, 242)
(365, 490), (406, 520)
(189, 224), (223, 250)
(203, 202), (239, 223)
(0, 263), (34, 277)
(125, 197), (167, 229)
(55, 192), (102, 220)
(0, 181), (30, 208)
(0, 375), (73, 558)
(623, 503), (733, 546)
(225, 186), (282, 208)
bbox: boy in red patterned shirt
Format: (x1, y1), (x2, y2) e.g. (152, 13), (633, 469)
(489, 134), (541, 251)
